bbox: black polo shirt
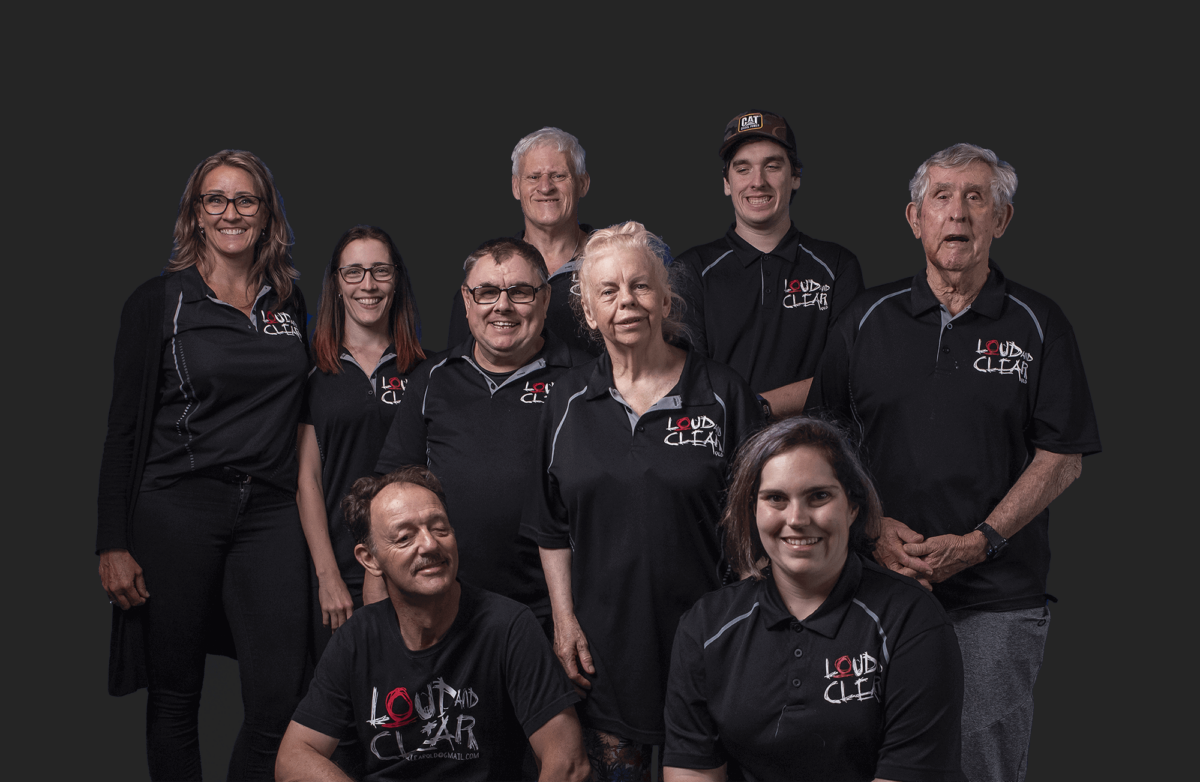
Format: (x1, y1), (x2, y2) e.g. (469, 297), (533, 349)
(446, 224), (602, 356)
(526, 349), (763, 744)
(292, 582), (581, 782)
(142, 266), (309, 492)
(808, 262), (1102, 612)
(677, 223), (863, 394)
(664, 554), (964, 782)
(302, 347), (415, 594)
(375, 331), (592, 619)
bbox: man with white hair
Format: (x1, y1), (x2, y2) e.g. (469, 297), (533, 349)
(808, 143), (1101, 782)
(447, 127), (600, 354)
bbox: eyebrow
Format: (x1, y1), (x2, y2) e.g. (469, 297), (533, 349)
(931, 181), (987, 193)
(732, 154), (787, 167)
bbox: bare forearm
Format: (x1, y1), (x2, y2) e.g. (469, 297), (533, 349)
(539, 546), (575, 619)
(664, 765), (727, 781)
(275, 726), (350, 782)
(296, 425), (341, 579)
(759, 378), (812, 420)
(984, 450), (1083, 540)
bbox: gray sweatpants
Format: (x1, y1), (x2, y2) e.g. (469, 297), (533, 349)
(951, 606), (1051, 782)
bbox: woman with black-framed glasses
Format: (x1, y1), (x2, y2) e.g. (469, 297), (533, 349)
(97, 150), (311, 780)
(298, 225), (424, 664)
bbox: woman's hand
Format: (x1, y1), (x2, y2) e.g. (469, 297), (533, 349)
(318, 572), (355, 630)
(552, 612), (595, 694)
(99, 549), (150, 610)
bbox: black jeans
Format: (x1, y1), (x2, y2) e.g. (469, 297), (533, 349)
(133, 474), (310, 781)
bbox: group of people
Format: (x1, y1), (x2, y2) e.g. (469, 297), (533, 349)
(97, 112), (1100, 782)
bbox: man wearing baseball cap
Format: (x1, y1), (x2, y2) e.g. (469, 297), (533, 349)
(676, 110), (864, 418)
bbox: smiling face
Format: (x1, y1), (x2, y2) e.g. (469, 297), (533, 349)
(906, 160), (1014, 278)
(756, 445), (858, 599)
(355, 482), (458, 602)
(580, 247), (672, 352)
(462, 253), (549, 371)
(723, 139), (800, 235)
(511, 143), (590, 231)
(337, 238), (395, 335)
(195, 165), (268, 266)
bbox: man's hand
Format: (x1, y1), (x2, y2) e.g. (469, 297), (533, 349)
(99, 549), (150, 609)
(874, 517), (934, 589)
(551, 613), (595, 694)
(904, 532), (987, 584)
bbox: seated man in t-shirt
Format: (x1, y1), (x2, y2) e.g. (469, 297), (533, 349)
(276, 466), (590, 782)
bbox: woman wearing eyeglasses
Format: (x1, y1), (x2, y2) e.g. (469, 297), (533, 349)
(297, 225), (424, 658)
(97, 150), (311, 780)
(528, 222), (763, 780)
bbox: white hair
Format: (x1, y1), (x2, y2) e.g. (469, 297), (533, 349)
(511, 127), (587, 177)
(909, 143), (1017, 216)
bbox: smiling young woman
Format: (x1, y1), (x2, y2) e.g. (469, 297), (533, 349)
(662, 417), (966, 782)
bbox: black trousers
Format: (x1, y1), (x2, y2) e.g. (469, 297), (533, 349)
(133, 474), (310, 781)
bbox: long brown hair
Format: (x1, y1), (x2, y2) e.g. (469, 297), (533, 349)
(167, 149), (298, 302)
(722, 416), (881, 580)
(311, 225), (424, 374)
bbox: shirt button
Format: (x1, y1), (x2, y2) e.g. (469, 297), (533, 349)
(790, 621), (802, 633)
(794, 648), (803, 658)
(792, 678), (802, 688)
(942, 346), (950, 353)
(636, 425), (644, 432)
(946, 323), (954, 330)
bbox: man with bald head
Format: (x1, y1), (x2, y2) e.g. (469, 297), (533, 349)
(448, 127), (600, 354)
(808, 143), (1101, 782)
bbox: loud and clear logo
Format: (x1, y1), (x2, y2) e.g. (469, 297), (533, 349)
(665, 414), (723, 456)
(974, 339), (1033, 384)
(380, 376), (408, 405)
(261, 310), (300, 337)
(366, 677), (481, 762)
(824, 652), (880, 704)
(739, 113), (763, 132)
(521, 380), (552, 404)
(783, 278), (829, 310)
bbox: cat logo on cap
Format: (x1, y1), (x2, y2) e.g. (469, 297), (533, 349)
(738, 113), (763, 132)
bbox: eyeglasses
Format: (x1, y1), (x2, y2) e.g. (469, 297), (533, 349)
(337, 265), (397, 283)
(197, 193), (264, 216)
(464, 284), (545, 304)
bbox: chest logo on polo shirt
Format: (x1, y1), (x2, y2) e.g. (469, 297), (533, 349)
(974, 339), (1033, 384)
(260, 310), (300, 338)
(366, 678), (481, 762)
(521, 380), (553, 404)
(782, 278), (830, 310)
(380, 376), (408, 405)
(665, 415), (724, 456)
(823, 651), (880, 704)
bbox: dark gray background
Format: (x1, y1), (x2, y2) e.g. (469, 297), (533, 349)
(15, 9), (1175, 781)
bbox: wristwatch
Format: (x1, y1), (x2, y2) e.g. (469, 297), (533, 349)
(974, 521), (1007, 561)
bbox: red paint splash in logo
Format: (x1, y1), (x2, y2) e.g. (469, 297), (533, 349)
(382, 687), (416, 727)
(387, 377), (404, 389)
(676, 417), (692, 431)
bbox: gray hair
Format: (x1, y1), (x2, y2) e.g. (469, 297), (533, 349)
(462, 237), (550, 285)
(909, 143), (1017, 216)
(574, 221), (690, 347)
(511, 127), (587, 177)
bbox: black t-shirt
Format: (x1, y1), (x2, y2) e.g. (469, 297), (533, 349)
(677, 223), (863, 394)
(526, 348), (763, 744)
(375, 332), (592, 617)
(301, 347), (414, 593)
(665, 554), (965, 782)
(292, 582), (580, 782)
(446, 225), (603, 357)
(141, 266), (309, 492)
(808, 263), (1102, 611)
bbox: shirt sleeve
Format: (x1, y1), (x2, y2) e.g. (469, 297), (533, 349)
(722, 366), (766, 459)
(96, 281), (160, 553)
(374, 359), (432, 473)
(522, 388), (573, 549)
(289, 614), (356, 740)
(804, 302), (857, 425)
(874, 619), (966, 782)
(677, 256), (709, 357)
(663, 607), (727, 770)
(503, 606), (581, 737)
(828, 249), (865, 324)
(1028, 305), (1102, 455)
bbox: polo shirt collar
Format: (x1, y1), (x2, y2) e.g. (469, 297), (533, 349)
(757, 552), (864, 639)
(515, 223), (595, 281)
(724, 222), (801, 268)
(451, 329), (572, 375)
(583, 345), (717, 406)
(339, 344), (398, 376)
(908, 259), (1008, 320)
(179, 264), (272, 308)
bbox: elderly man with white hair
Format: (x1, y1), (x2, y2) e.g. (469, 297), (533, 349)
(447, 126), (600, 354)
(808, 143), (1101, 782)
